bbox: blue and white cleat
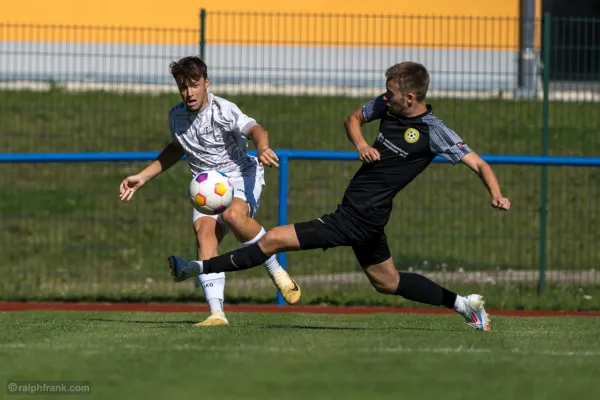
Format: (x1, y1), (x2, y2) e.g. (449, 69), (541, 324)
(168, 255), (192, 282)
(462, 294), (491, 332)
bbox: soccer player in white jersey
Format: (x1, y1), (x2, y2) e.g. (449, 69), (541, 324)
(119, 56), (301, 326)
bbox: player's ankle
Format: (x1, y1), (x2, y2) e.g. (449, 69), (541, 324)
(263, 255), (282, 274)
(453, 295), (467, 314)
(207, 298), (224, 313)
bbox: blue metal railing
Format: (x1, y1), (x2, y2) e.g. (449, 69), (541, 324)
(2, 150), (600, 305)
(3, 151), (600, 166)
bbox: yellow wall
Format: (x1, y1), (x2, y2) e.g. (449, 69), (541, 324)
(3, 1), (529, 26)
(2, 1), (542, 48)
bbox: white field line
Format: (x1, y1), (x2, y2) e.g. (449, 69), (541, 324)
(2, 342), (599, 357)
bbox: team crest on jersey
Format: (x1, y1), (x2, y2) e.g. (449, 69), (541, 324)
(404, 128), (420, 143)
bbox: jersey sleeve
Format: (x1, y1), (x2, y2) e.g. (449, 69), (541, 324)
(361, 94), (387, 122)
(428, 121), (472, 165)
(223, 102), (258, 137)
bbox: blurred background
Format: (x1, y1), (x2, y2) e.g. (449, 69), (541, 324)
(1, 0), (599, 310)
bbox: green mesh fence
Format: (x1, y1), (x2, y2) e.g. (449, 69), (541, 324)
(1, 13), (599, 309)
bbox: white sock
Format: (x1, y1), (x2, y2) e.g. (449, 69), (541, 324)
(241, 227), (282, 275)
(453, 294), (467, 313)
(197, 273), (225, 313)
(208, 298), (223, 313)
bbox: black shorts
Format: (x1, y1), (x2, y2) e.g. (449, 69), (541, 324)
(293, 210), (391, 267)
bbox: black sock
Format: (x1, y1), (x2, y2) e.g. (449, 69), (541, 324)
(394, 272), (457, 309)
(203, 243), (270, 274)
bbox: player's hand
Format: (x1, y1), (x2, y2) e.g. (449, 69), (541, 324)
(491, 197), (511, 211)
(257, 147), (279, 168)
(119, 174), (147, 201)
(357, 145), (380, 163)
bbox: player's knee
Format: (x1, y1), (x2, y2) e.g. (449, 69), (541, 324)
(259, 228), (285, 254)
(221, 206), (247, 228)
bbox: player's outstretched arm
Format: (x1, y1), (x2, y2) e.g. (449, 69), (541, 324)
(344, 108), (380, 163)
(460, 152), (511, 210)
(119, 142), (185, 201)
(248, 125), (279, 168)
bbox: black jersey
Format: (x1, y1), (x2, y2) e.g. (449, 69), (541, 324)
(338, 94), (472, 228)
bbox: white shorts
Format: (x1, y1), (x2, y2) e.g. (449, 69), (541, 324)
(192, 170), (265, 236)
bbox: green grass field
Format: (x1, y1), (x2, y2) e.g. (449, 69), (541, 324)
(1, 310), (599, 400)
(1, 88), (599, 307)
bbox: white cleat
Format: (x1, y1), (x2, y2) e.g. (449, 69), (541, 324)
(194, 311), (229, 327)
(461, 294), (491, 332)
(268, 268), (301, 305)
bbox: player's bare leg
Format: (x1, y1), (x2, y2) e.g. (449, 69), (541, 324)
(221, 198), (263, 243)
(361, 258), (491, 331)
(193, 217), (228, 326)
(258, 225), (303, 254)
(221, 199), (301, 305)
(360, 258), (399, 294)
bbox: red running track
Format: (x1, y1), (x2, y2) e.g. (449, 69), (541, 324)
(0, 302), (599, 317)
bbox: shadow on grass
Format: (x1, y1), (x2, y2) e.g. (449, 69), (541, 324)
(79, 318), (463, 332)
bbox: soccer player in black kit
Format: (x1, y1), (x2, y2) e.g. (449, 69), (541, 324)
(168, 62), (511, 331)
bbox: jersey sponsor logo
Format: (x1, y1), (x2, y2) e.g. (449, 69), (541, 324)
(404, 128), (420, 143)
(199, 124), (225, 142)
(376, 132), (409, 158)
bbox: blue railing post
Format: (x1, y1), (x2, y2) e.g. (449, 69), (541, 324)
(276, 151), (289, 306)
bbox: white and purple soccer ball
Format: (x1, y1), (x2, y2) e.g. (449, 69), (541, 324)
(188, 170), (234, 215)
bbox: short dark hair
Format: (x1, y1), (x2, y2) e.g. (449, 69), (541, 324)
(385, 62), (430, 102)
(169, 56), (208, 85)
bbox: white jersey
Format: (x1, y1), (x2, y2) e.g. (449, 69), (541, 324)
(168, 93), (262, 178)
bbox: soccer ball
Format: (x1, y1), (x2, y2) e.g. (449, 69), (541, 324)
(188, 170), (234, 215)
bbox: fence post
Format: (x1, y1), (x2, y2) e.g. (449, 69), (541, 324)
(276, 151), (289, 306)
(539, 12), (551, 295)
(199, 9), (206, 61)
(517, 0), (537, 97)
